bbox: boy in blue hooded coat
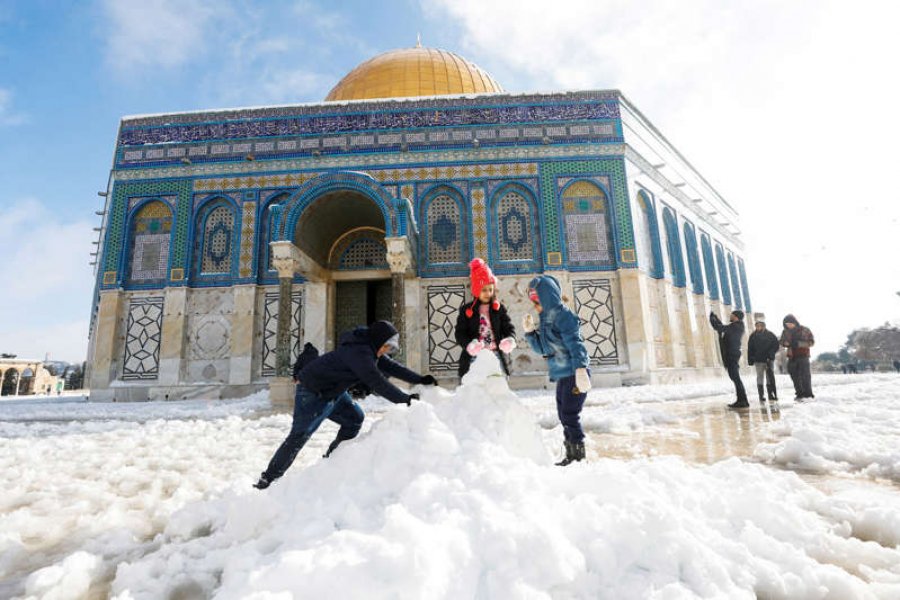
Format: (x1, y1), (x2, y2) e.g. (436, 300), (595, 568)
(522, 275), (592, 466)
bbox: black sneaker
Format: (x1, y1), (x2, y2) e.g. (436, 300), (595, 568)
(253, 473), (272, 490)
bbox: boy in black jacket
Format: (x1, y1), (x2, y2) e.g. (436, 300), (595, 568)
(747, 320), (779, 402)
(710, 310), (749, 408)
(254, 321), (436, 489)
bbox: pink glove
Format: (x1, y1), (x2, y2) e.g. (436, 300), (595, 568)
(498, 337), (517, 354)
(466, 340), (485, 357)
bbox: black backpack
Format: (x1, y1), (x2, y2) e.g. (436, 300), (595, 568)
(292, 342), (320, 381)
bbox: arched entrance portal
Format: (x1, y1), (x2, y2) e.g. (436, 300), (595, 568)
(1, 369), (19, 396)
(293, 189), (394, 344)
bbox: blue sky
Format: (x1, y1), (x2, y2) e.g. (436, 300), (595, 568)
(1, 0), (899, 363)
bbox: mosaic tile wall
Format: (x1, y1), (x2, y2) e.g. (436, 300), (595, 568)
(561, 181), (615, 267)
(128, 201), (172, 284)
(700, 234), (720, 300)
(572, 279), (620, 366)
(539, 159), (635, 268)
(715, 244), (732, 305)
(198, 204), (235, 275)
(122, 296), (164, 380)
(496, 190), (534, 262)
(727, 253), (743, 311)
(426, 284), (467, 372)
(103, 179), (193, 288)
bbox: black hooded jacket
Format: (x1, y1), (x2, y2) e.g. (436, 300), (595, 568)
(747, 328), (779, 365)
(299, 326), (424, 404)
(709, 313), (745, 366)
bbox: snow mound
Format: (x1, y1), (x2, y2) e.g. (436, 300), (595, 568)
(107, 355), (900, 599)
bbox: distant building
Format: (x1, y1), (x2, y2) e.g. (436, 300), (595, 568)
(87, 46), (752, 402)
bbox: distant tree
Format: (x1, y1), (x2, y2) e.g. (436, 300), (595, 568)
(844, 324), (900, 364)
(66, 364), (85, 390)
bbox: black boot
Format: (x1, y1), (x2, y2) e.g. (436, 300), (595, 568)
(728, 400), (750, 409)
(766, 384), (777, 401)
(556, 441), (585, 466)
(757, 384), (765, 403)
(253, 473), (273, 490)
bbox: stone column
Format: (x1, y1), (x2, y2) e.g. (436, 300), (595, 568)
(270, 241), (302, 408)
(158, 286), (187, 386)
(89, 289), (125, 397)
(386, 237), (415, 365)
(229, 284), (256, 385)
(618, 269), (653, 381)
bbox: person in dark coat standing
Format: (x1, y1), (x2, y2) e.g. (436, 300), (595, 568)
(747, 320), (780, 402)
(455, 258), (516, 378)
(780, 314), (815, 400)
(254, 321), (437, 489)
(709, 310), (749, 408)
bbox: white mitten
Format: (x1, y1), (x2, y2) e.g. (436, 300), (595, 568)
(522, 314), (536, 333)
(498, 337), (517, 354)
(575, 368), (592, 393)
(466, 339), (485, 357)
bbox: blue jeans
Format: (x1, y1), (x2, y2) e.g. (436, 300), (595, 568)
(556, 374), (588, 443)
(263, 386), (364, 480)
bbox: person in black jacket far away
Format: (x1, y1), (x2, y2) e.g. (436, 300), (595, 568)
(709, 310), (749, 409)
(747, 319), (780, 402)
(254, 320), (437, 490)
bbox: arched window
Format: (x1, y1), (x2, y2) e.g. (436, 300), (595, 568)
(128, 200), (173, 285)
(738, 258), (752, 312)
(561, 180), (616, 268)
(490, 185), (540, 271)
(329, 229), (388, 270)
(662, 208), (685, 287)
(715, 243), (732, 305)
(193, 201), (237, 278)
(634, 191), (662, 278)
(700, 233), (719, 300)
(422, 188), (467, 270)
(683, 222), (703, 294)
(727, 253), (743, 310)
(257, 194), (289, 281)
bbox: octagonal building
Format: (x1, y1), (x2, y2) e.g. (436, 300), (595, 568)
(86, 46), (752, 402)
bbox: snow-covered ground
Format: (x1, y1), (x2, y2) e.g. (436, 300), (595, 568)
(1, 360), (898, 599)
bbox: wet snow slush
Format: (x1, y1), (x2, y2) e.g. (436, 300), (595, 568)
(2, 354), (899, 599)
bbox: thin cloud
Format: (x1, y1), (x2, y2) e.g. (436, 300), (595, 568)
(0, 88), (26, 126)
(423, 0), (900, 352)
(0, 198), (95, 362)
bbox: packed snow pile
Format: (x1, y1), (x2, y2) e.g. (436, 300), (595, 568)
(754, 375), (900, 481)
(4, 362), (900, 599)
(103, 356), (899, 599)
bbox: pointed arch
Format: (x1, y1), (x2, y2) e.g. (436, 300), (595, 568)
(419, 184), (469, 275)
(715, 243), (732, 305)
(634, 190), (663, 278)
(488, 182), (542, 272)
(700, 232), (719, 300)
(662, 207), (686, 288)
(683, 221), (704, 294)
(191, 196), (239, 282)
(126, 199), (174, 287)
(560, 179), (617, 269)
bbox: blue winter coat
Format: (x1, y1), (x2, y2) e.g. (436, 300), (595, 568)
(524, 275), (590, 381)
(299, 327), (424, 404)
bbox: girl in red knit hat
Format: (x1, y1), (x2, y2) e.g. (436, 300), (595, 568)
(454, 258), (516, 377)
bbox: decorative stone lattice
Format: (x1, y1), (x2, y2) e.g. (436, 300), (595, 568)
(572, 279), (619, 366)
(427, 195), (462, 264)
(201, 205), (234, 274)
(426, 284), (466, 372)
(129, 201), (172, 282)
(339, 238), (388, 270)
(122, 297), (164, 380)
(261, 291), (303, 377)
(496, 191), (533, 262)
(561, 181), (615, 266)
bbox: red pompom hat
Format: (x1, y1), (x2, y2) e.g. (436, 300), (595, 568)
(466, 258), (500, 317)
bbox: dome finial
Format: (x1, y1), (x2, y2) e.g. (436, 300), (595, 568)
(416, 32), (422, 48)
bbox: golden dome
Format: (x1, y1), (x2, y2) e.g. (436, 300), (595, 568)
(325, 46), (503, 102)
